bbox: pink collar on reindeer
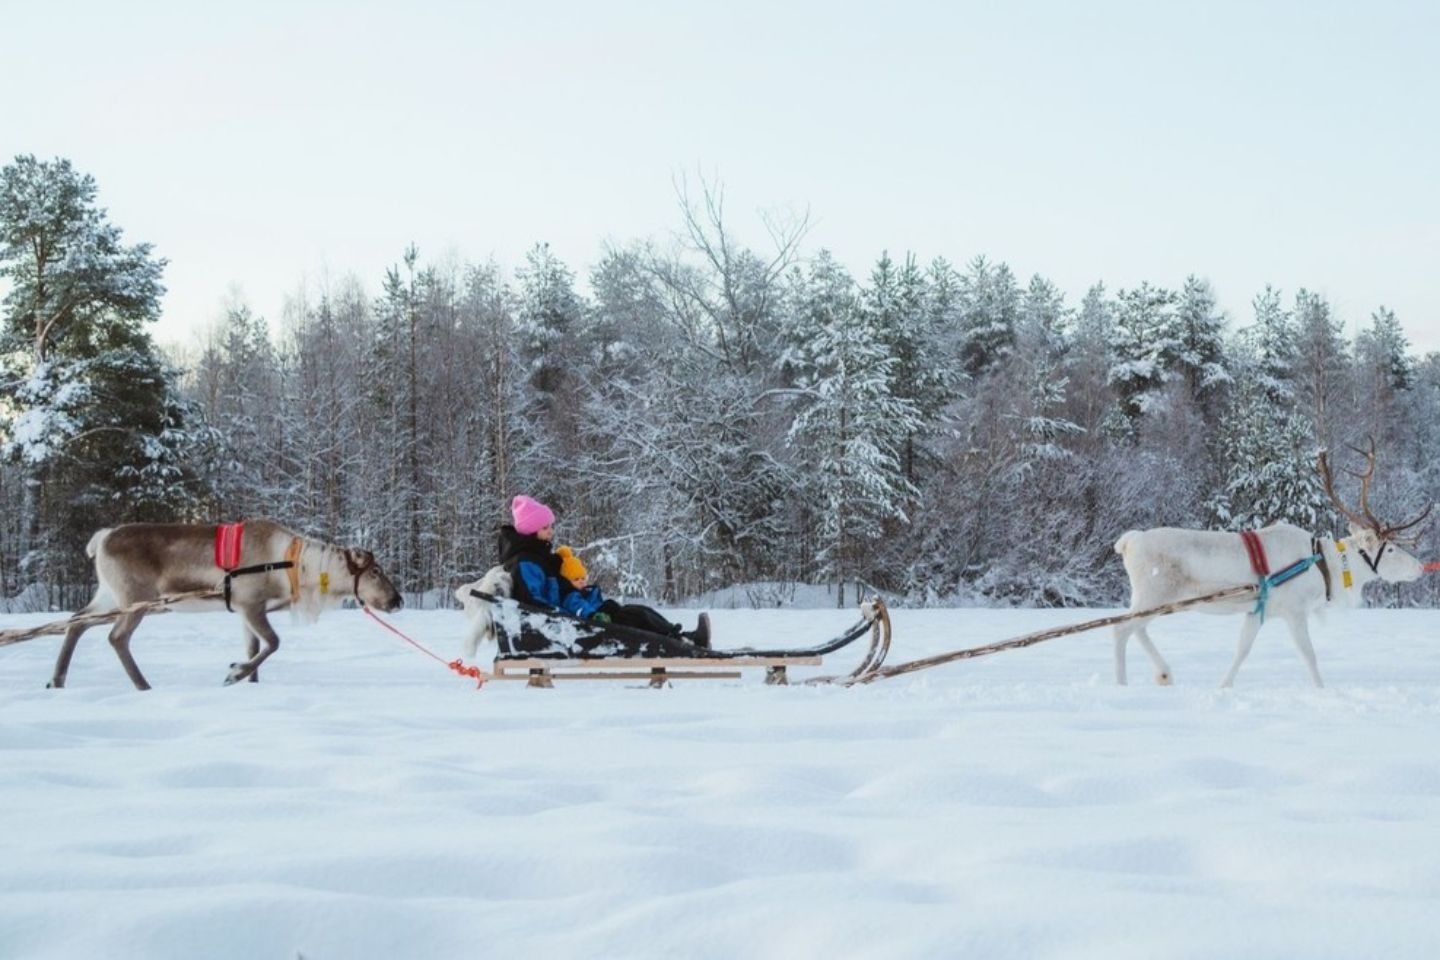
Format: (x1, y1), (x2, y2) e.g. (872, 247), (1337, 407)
(214, 522), (245, 571)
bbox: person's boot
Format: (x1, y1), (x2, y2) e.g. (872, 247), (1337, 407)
(683, 612), (711, 650)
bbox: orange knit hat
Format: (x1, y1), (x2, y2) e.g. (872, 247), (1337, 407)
(555, 545), (587, 583)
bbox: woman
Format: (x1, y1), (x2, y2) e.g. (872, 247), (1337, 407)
(499, 495), (710, 647)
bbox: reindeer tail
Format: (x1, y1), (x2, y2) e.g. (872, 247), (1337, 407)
(1113, 530), (1140, 557)
(86, 528), (113, 559)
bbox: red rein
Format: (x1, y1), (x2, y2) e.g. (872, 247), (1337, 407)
(362, 607), (487, 689)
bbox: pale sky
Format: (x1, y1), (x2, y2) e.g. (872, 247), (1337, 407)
(5, 0), (1438, 350)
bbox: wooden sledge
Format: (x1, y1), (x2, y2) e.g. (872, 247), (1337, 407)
(472, 590), (890, 688)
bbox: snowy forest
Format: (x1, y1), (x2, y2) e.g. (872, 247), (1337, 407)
(4, 155), (1438, 611)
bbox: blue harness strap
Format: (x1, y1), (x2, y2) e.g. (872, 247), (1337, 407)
(1253, 554), (1320, 622)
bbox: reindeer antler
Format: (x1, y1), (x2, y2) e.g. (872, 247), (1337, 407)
(1381, 504), (1433, 543)
(1320, 438), (1433, 542)
(1344, 438), (1385, 532)
(1318, 448), (1377, 533)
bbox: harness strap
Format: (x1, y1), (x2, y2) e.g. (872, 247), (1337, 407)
(223, 560), (295, 613)
(1267, 555), (1319, 588)
(1240, 529), (1270, 577)
(214, 522), (246, 571)
(1253, 553), (1321, 622)
(1312, 536), (1332, 603)
(285, 537), (303, 602)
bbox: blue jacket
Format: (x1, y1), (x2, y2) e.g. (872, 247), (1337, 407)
(515, 559), (606, 618)
(499, 524), (606, 619)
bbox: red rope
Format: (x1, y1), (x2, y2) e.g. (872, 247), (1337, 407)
(362, 606), (487, 689)
(1426, 562), (1440, 573)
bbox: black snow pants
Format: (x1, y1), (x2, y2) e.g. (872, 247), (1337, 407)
(599, 599), (682, 637)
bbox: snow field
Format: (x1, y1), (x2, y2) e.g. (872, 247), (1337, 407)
(2, 605), (1439, 958)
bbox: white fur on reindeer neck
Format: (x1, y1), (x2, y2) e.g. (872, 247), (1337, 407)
(289, 540), (355, 623)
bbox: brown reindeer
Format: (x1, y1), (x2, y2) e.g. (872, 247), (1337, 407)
(48, 520), (403, 690)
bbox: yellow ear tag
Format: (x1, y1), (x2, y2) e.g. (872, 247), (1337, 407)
(319, 572), (330, 594)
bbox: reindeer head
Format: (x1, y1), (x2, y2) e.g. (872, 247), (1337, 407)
(1318, 440), (1429, 583)
(345, 548), (404, 612)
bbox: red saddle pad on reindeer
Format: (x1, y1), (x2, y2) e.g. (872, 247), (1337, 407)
(214, 522), (246, 571)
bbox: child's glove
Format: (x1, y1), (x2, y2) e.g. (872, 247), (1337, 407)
(591, 611), (612, 624)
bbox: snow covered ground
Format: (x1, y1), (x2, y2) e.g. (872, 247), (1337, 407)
(3, 603), (1440, 959)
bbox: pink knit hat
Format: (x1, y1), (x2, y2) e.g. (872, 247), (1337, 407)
(511, 494), (556, 535)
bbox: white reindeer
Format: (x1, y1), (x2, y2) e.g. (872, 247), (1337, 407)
(1113, 445), (1429, 687)
(455, 566), (513, 659)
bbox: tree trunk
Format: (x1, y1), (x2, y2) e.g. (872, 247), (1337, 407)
(20, 470), (42, 591)
(494, 345), (508, 496)
(663, 542), (675, 603)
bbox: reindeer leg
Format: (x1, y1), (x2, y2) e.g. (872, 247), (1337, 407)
(461, 613), (489, 661)
(49, 623), (91, 689)
(242, 623), (262, 683)
(1133, 624), (1173, 685)
(108, 611), (152, 691)
(47, 623), (86, 689)
(49, 594), (108, 688)
(1284, 614), (1324, 689)
(1113, 622), (1132, 685)
(1221, 613), (1263, 688)
(227, 607), (280, 685)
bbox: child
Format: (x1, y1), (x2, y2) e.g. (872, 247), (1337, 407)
(499, 495), (710, 647)
(555, 545), (590, 590)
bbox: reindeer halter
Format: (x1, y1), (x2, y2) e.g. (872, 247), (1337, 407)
(343, 548), (376, 602)
(294, 540), (375, 606)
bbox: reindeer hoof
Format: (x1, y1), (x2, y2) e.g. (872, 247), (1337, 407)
(45, 680), (62, 689)
(1156, 672), (1173, 686)
(224, 663), (247, 686)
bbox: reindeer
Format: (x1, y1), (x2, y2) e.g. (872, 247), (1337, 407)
(455, 566), (513, 660)
(1113, 443), (1429, 688)
(48, 520), (403, 690)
